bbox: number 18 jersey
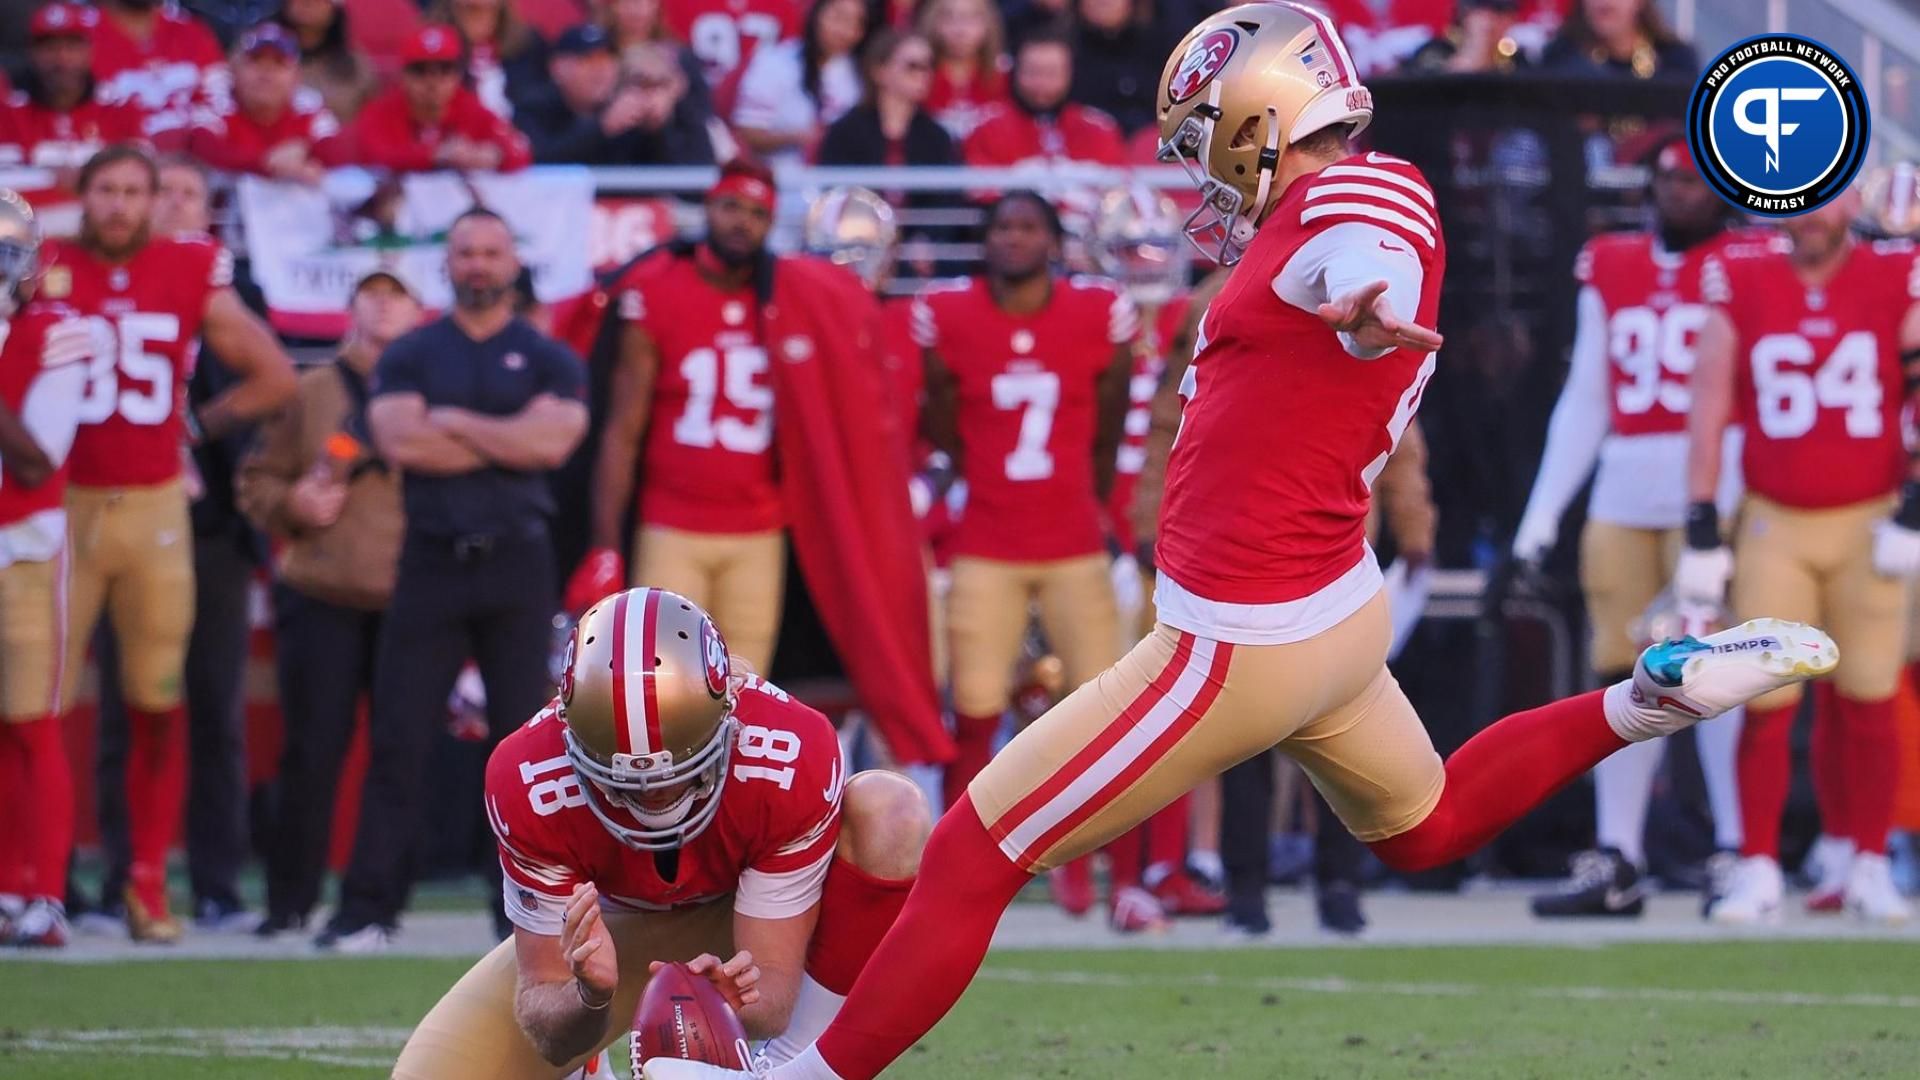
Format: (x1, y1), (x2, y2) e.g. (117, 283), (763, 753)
(1706, 236), (1919, 509)
(911, 275), (1138, 561)
(487, 677), (845, 935)
(616, 254), (781, 534)
(42, 234), (230, 488)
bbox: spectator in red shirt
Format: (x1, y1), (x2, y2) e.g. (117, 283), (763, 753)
(962, 23), (1124, 168)
(914, 0), (1008, 141)
(90, 0), (230, 138)
(0, 4), (151, 194)
(189, 24), (350, 182)
(348, 25), (533, 173)
(425, 0), (552, 119)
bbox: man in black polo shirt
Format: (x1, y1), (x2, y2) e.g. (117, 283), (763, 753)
(318, 209), (588, 950)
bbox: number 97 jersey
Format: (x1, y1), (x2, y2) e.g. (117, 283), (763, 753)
(485, 676), (846, 935)
(1706, 235), (1919, 509)
(41, 235), (230, 488)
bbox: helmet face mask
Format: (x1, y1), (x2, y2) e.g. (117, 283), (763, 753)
(803, 186), (899, 289)
(556, 588), (741, 851)
(1155, 3), (1373, 266)
(0, 189), (42, 318)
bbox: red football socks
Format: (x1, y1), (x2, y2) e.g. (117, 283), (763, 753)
(1104, 823), (1147, 892)
(1837, 694), (1897, 855)
(943, 712), (1001, 810)
(1809, 683), (1848, 839)
(1369, 690), (1624, 872)
(126, 706), (187, 913)
(1736, 702), (1797, 859)
(13, 717), (73, 898)
(813, 793), (1030, 1080)
(0, 726), (25, 896)
(804, 858), (915, 996)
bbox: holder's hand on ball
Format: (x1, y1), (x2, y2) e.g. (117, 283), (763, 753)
(653, 951), (761, 1012)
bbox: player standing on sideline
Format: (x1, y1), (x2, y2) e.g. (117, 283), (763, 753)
(1518, 139), (1749, 918)
(912, 190), (1135, 823)
(0, 191), (94, 948)
(1083, 184), (1226, 931)
(42, 144), (295, 942)
(569, 160), (788, 673)
(645, 7), (1836, 1076)
(1678, 190), (1920, 925)
(393, 589), (930, 1079)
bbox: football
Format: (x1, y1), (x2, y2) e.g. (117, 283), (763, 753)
(630, 962), (751, 1071)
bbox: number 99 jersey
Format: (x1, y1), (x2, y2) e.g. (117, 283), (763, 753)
(1705, 235), (1920, 509)
(40, 234), (230, 487)
(485, 676), (845, 935)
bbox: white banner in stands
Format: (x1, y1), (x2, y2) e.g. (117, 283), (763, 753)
(237, 166), (596, 338)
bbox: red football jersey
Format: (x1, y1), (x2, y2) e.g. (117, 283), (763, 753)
(1157, 152), (1446, 607)
(912, 274), (1138, 561)
(664, 0), (804, 89)
(0, 301), (94, 529)
(1108, 296), (1188, 555)
(1707, 235), (1919, 509)
(962, 104), (1127, 168)
(187, 88), (349, 175)
(618, 256), (782, 534)
(90, 6), (228, 131)
(44, 234), (231, 488)
(0, 93), (152, 170)
(488, 679), (844, 934)
(1577, 231), (1740, 438)
(878, 295), (922, 464)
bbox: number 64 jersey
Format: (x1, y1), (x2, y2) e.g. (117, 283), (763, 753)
(485, 676), (846, 935)
(1706, 235), (1920, 509)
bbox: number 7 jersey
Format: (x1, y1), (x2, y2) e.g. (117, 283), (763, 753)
(41, 234), (231, 488)
(486, 677), (845, 934)
(1705, 235), (1919, 509)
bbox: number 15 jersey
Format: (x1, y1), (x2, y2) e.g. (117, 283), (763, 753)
(1706, 235), (1919, 509)
(911, 275), (1138, 562)
(42, 234), (230, 488)
(617, 255), (781, 534)
(487, 676), (845, 935)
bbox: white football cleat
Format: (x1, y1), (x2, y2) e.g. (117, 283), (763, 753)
(1843, 852), (1912, 923)
(1803, 834), (1854, 913)
(1706, 855), (1784, 925)
(641, 1062), (764, 1079)
(561, 1049), (613, 1079)
(1608, 619), (1838, 742)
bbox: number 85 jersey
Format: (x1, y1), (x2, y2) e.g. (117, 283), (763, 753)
(485, 677), (845, 934)
(41, 234), (230, 488)
(1706, 235), (1919, 509)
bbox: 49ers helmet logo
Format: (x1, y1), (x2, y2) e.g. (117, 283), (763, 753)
(558, 633), (577, 706)
(1169, 29), (1237, 104)
(699, 619), (730, 700)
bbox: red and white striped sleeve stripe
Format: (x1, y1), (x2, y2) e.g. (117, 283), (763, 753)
(1299, 161), (1439, 258)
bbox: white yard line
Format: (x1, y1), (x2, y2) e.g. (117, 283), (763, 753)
(976, 967), (1920, 1009)
(7, 1025), (412, 1068)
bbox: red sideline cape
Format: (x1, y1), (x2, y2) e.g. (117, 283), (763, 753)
(557, 252), (952, 766)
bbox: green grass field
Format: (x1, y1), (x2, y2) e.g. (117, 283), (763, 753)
(5, 941), (1918, 1078)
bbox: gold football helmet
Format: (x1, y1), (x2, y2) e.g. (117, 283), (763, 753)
(1856, 162), (1920, 239)
(557, 587), (738, 850)
(1089, 185), (1187, 306)
(0, 188), (41, 318)
(1157, 2), (1374, 264)
(802, 186), (899, 289)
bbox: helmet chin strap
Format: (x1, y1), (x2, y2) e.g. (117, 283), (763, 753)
(1230, 107), (1285, 253)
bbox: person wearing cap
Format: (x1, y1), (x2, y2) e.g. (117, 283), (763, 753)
(0, 4), (153, 197)
(186, 23), (349, 182)
(238, 267), (423, 937)
(348, 24), (532, 174)
(89, 0), (230, 141)
(1514, 137), (1749, 920)
(319, 208), (585, 949)
(513, 23), (715, 166)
